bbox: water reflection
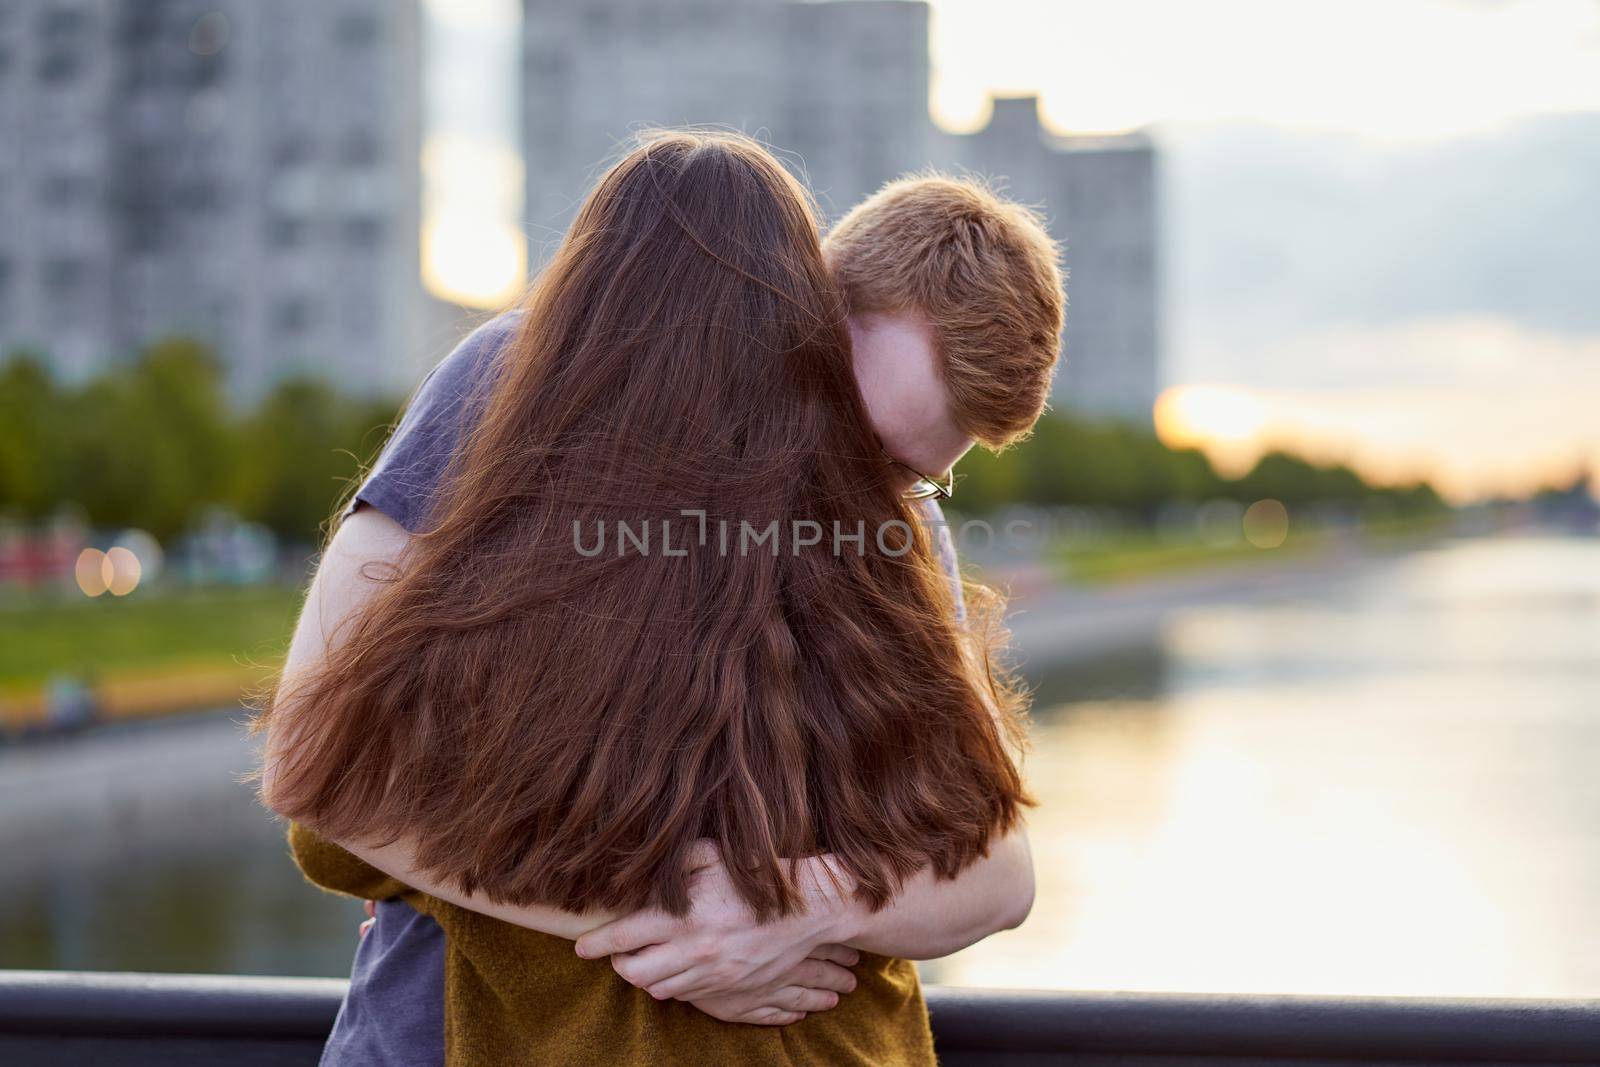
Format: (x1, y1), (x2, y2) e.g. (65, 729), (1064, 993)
(925, 535), (1600, 996)
(0, 715), (360, 976)
(2, 828), (357, 977)
(2, 535), (1597, 996)
(1024, 638), (1171, 707)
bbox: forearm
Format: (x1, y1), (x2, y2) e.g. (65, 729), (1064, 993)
(836, 826), (1034, 959)
(335, 830), (618, 941)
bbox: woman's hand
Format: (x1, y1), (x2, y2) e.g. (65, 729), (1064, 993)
(687, 947), (859, 1026)
(574, 841), (864, 1003)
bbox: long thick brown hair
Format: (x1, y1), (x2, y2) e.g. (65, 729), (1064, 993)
(261, 130), (1030, 919)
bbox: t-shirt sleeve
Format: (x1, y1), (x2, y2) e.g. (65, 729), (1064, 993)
(921, 498), (967, 624)
(343, 312), (524, 534)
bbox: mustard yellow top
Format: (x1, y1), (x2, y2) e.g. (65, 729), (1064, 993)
(288, 822), (936, 1066)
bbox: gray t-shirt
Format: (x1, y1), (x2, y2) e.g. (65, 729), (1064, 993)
(341, 312), (524, 534)
(322, 310), (966, 1065)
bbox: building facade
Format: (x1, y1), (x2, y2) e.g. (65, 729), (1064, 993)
(936, 96), (1161, 423)
(0, 0), (426, 397)
(521, 0), (1160, 421)
(2, 0), (1158, 418)
(521, 0), (930, 235)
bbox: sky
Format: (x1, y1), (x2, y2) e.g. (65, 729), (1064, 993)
(927, 0), (1600, 138)
(927, 0), (1600, 500)
(418, 0), (523, 309)
(423, 0), (1600, 501)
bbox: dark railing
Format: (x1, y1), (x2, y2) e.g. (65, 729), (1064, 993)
(1, 971), (1597, 1065)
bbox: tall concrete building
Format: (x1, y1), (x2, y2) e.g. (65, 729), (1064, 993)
(522, 0), (929, 235)
(0, 1), (118, 382)
(0, 0), (425, 397)
(2, 0), (1158, 418)
(521, 0), (1160, 422)
(936, 97), (1161, 423)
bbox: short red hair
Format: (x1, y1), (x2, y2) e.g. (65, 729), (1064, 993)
(825, 174), (1065, 449)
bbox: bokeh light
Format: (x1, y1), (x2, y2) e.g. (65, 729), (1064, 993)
(114, 530), (165, 584)
(1242, 499), (1290, 548)
(104, 547), (142, 597)
(74, 548), (108, 597)
(188, 12), (230, 57)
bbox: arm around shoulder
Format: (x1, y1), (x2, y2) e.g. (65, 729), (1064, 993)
(833, 823), (1034, 961)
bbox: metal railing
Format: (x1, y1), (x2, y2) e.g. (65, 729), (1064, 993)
(1, 970), (1597, 1065)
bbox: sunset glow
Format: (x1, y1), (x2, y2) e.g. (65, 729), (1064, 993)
(420, 136), (527, 308)
(1152, 382), (1600, 503)
(419, 0), (524, 307)
(418, 2), (1600, 502)
(1154, 386), (1266, 448)
(928, 0), (1600, 136)
(421, 214), (526, 309)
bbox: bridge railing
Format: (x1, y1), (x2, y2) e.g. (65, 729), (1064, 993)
(1, 971), (1597, 1066)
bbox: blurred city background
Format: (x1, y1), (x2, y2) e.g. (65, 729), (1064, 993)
(2, 0), (1597, 998)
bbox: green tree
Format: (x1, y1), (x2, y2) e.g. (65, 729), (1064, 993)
(1231, 452), (1374, 507)
(57, 337), (235, 538)
(0, 351), (65, 518)
(954, 413), (1444, 517)
(959, 413), (1227, 515)
(232, 378), (398, 541)
(133, 337), (235, 508)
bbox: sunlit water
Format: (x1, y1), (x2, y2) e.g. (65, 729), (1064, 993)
(4, 535), (1597, 997)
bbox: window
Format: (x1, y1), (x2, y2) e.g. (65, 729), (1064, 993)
(42, 258), (86, 299)
(36, 6), (87, 82)
(40, 174), (90, 208)
(124, 211), (166, 255)
(272, 136), (315, 168)
(36, 51), (79, 84)
(189, 53), (225, 88)
(174, 180), (222, 212)
(340, 131), (381, 168)
(272, 296), (314, 334)
(39, 8), (89, 36)
(119, 8), (162, 46)
(335, 11), (380, 47)
(341, 216), (383, 248)
(266, 215), (309, 249)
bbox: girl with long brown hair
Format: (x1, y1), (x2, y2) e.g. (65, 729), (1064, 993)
(259, 130), (1039, 1065)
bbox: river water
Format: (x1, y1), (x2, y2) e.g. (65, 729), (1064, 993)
(3, 534), (1597, 997)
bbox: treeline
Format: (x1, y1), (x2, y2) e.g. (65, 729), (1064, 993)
(0, 341), (1445, 545)
(0, 342), (398, 542)
(954, 411), (1446, 517)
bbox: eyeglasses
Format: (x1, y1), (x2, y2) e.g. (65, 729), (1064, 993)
(884, 452), (955, 501)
